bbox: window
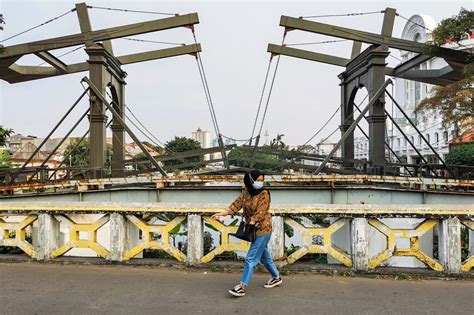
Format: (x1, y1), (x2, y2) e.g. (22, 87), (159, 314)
(415, 81), (421, 105)
(443, 131), (449, 143)
(434, 132), (439, 144)
(418, 135), (422, 145)
(397, 138), (401, 147)
(410, 136), (414, 145)
(426, 134), (430, 144)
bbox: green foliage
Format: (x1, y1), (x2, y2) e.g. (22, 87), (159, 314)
(0, 13), (4, 31)
(0, 127), (13, 146)
(63, 138), (112, 173)
(163, 136), (203, 170)
(0, 149), (12, 169)
(461, 226), (469, 262)
(228, 147), (283, 171)
(430, 8), (474, 47)
(446, 144), (474, 166)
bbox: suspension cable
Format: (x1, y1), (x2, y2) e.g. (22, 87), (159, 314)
(249, 56), (273, 145)
(102, 89), (173, 154)
(301, 106), (340, 147)
(191, 31), (221, 137)
(87, 5), (178, 17)
(124, 105), (172, 153)
(285, 39), (348, 46)
(120, 37), (185, 46)
(1, 8), (75, 43)
(37, 45), (85, 66)
(256, 35), (286, 139)
(300, 10), (385, 19)
(221, 134), (259, 143)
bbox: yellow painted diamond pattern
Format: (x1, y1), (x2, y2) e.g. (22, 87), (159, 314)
(0, 215), (37, 258)
(368, 219), (443, 271)
(201, 216), (250, 263)
(123, 215), (186, 261)
(51, 215), (110, 259)
(283, 217), (352, 267)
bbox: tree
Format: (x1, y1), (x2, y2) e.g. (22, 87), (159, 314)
(0, 13), (4, 31)
(163, 136), (203, 170)
(0, 149), (11, 169)
(446, 144), (474, 166)
(228, 146), (284, 171)
(416, 8), (474, 128)
(0, 127), (13, 147)
(63, 138), (112, 173)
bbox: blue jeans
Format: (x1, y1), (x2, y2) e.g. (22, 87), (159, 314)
(241, 234), (280, 286)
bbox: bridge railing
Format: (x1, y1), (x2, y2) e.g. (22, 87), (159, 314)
(0, 202), (472, 274)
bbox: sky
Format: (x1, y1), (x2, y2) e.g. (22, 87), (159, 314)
(0, 0), (472, 147)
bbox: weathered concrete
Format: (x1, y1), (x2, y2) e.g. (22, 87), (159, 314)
(270, 216), (284, 260)
(439, 218), (462, 273)
(109, 213), (126, 261)
(36, 214), (60, 261)
(351, 218), (369, 271)
(0, 263), (472, 314)
(186, 214), (203, 264)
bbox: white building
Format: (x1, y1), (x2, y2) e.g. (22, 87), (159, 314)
(191, 128), (211, 160)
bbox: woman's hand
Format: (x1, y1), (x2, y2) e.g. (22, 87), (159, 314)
(211, 210), (229, 220)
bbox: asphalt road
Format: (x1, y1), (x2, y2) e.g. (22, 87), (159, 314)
(0, 263), (472, 315)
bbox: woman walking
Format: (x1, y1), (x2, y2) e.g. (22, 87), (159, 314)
(212, 170), (282, 297)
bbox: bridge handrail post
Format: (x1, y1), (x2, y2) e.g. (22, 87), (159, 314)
(439, 218), (462, 273)
(109, 213), (128, 262)
(37, 214), (60, 261)
(270, 216), (285, 260)
(187, 214), (204, 265)
(351, 218), (369, 271)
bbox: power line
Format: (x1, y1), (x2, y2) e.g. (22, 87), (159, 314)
(87, 5), (178, 17)
(300, 10), (385, 19)
(1, 8), (75, 43)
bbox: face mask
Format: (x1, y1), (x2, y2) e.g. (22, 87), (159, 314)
(252, 181), (264, 190)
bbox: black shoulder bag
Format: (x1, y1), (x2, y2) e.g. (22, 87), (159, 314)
(235, 219), (257, 242)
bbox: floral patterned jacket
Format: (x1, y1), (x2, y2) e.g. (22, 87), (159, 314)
(228, 188), (272, 236)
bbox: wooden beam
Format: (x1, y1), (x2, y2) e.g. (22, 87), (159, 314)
(279, 15), (471, 63)
(117, 44), (201, 65)
(268, 44), (349, 67)
(0, 13), (199, 59)
(2, 44), (201, 83)
(34, 51), (68, 73)
(381, 8), (397, 37)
